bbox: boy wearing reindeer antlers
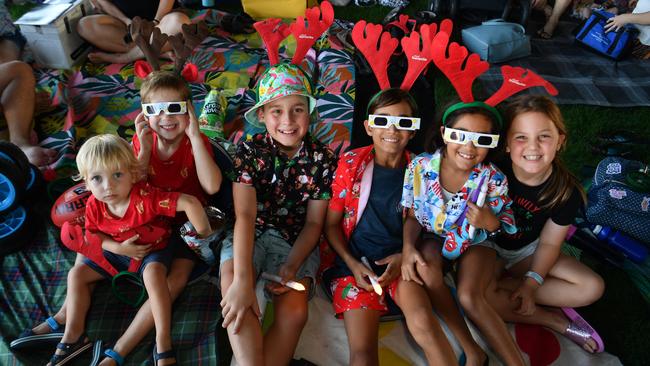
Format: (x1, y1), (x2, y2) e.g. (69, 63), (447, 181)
(219, 3), (336, 365)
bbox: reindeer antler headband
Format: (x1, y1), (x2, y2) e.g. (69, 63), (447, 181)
(244, 1), (334, 127)
(430, 21), (558, 127)
(131, 17), (209, 82)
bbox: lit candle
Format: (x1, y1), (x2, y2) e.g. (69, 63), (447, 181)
(261, 272), (306, 292)
(360, 257), (383, 296)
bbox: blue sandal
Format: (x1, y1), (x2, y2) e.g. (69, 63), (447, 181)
(10, 316), (65, 350)
(47, 333), (92, 366)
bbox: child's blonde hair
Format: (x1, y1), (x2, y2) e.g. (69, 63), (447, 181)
(140, 70), (191, 103)
(75, 134), (141, 181)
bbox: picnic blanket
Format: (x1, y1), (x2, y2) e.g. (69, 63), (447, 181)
(293, 278), (623, 366)
(478, 20), (650, 107)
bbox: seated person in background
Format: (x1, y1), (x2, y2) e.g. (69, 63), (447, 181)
(78, 0), (190, 64)
(532, 0), (574, 38)
(0, 2), (57, 166)
(605, 0), (650, 59)
(573, 0), (633, 19)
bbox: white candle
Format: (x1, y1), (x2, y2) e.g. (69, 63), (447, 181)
(360, 257), (383, 296)
(260, 272), (306, 292)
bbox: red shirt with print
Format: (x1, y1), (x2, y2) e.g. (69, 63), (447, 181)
(84, 181), (180, 253)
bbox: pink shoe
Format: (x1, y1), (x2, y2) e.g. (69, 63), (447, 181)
(561, 307), (605, 353)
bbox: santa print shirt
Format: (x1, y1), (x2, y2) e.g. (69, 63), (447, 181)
(495, 160), (583, 251)
(232, 133), (336, 243)
(132, 133), (214, 205)
(84, 181), (180, 252)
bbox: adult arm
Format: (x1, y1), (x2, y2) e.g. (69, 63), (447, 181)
(153, 0), (176, 23)
(92, 0), (131, 26)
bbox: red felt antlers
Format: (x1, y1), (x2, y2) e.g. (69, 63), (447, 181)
(254, 1), (334, 67)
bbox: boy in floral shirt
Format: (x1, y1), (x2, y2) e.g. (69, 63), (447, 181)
(219, 63), (336, 365)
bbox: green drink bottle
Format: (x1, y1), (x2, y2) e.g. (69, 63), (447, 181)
(199, 89), (227, 139)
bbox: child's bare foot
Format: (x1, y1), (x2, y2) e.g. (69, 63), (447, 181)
(88, 46), (144, 64)
(18, 144), (57, 167)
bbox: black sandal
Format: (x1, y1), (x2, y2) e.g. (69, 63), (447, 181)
(153, 345), (177, 366)
(47, 333), (92, 366)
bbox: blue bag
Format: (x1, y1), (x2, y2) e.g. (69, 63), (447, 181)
(575, 10), (638, 60)
(586, 157), (650, 244)
(461, 19), (531, 63)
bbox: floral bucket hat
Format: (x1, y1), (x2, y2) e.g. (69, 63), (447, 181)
(244, 1), (334, 128)
(244, 63), (318, 128)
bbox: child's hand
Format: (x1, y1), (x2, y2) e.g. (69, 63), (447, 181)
(605, 14), (631, 32)
(376, 253), (402, 288)
(118, 234), (151, 260)
(401, 247), (426, 285)
(348, 259), (375, 292)
(510, 279), (539, 316)
(135, 112), (153, 154)
(465, 201), (500, 232)
(185, 102), (201, 139)
(266, 263), (298, 295)
(221, 279), (260, 333)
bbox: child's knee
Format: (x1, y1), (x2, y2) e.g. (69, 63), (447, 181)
(405, 309), (437, 337)
(457, 286), (485, 315)
(276, 301), (308, 330)
(580, 273), (605, 304)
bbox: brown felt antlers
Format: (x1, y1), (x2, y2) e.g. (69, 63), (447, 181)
(132, 17), (208, 82)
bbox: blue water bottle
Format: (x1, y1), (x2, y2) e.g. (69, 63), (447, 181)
(591, 225), (648, 263)
(202, 0), (215, 8)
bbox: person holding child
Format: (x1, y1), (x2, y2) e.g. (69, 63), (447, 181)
(46, 134), (212, 366)
(482, 95), (605, 353)
(93, 69), (223, 366)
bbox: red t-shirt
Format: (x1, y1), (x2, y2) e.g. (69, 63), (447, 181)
(84, 181), (180, 252)
(132, 133), (214, 205)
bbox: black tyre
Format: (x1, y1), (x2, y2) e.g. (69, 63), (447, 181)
(0, 157), (26, 215)
(0, 205), (33, 256)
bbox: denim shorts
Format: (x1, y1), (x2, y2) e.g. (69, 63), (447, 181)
(220, 228), (320, 299)
(475, 238), (539, 269)
(83, 243), (174, 279)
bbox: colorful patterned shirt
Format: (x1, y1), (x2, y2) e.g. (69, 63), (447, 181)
(401, 149), (517, 259)
(322, 145), (413, 270)
(232, 133), (336, 243)
(85, 181), (180, 251)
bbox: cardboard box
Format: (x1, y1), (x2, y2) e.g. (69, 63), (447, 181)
(15, 0), (93, 69)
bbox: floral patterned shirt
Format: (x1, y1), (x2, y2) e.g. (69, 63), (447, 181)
(401, 149), (517, 260)
(232, 133), (336, 243)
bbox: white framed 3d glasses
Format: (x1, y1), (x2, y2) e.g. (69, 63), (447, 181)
(368, 114), (421, 131)
(142, 101), (187, 117)
(443, 127), (500, 148)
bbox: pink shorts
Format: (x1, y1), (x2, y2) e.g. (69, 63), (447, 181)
(330, 275), (400, 318)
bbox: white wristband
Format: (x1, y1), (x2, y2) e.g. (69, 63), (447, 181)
(524, 271), (544, 286)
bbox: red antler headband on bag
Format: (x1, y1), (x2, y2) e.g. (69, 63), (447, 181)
(429, 20), (558, 127)
(244, 1), (334, 127)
